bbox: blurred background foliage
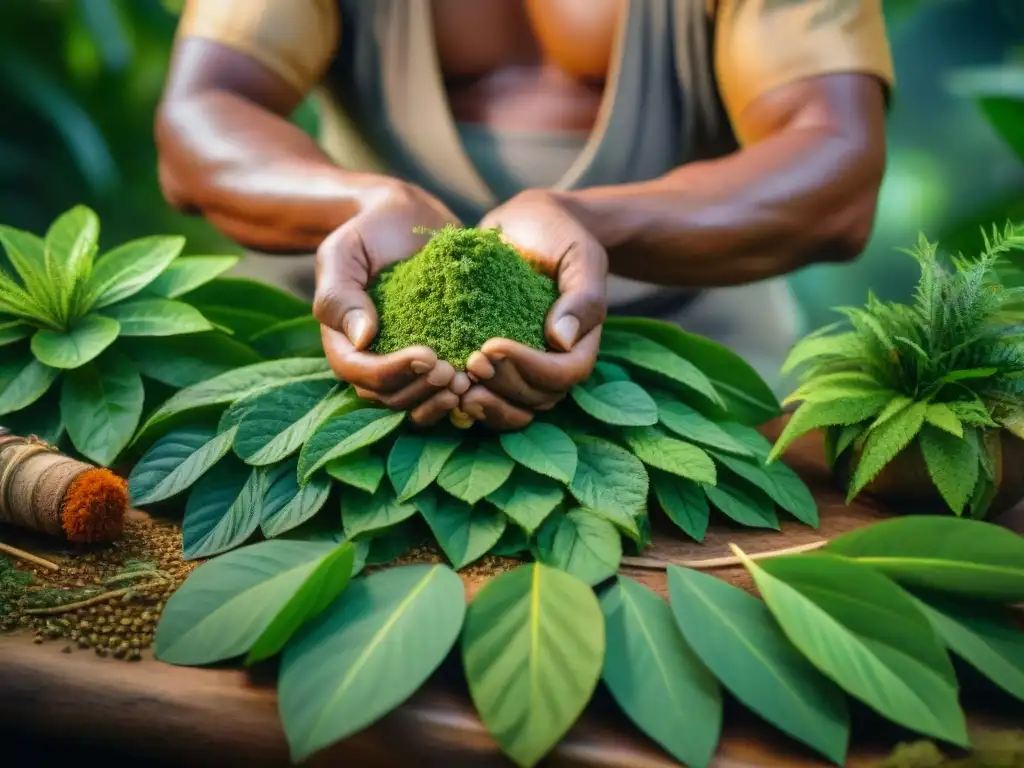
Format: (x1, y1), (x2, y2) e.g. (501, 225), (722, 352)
(0, 0), (1021, 330)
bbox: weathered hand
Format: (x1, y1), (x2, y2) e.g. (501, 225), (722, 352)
(461, 190), (607, 429)
(315, 181), (472, 425)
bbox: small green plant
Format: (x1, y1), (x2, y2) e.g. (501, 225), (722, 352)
(770, 224), (1024, 516)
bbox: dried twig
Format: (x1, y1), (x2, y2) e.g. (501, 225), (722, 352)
(620, 540), (828, 571)
(22, 581), (165, 616)
(0, 541), (60, 572)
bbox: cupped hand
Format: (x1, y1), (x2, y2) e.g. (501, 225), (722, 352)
(461, 190), (608, 429)
(315, 181), (472, 425)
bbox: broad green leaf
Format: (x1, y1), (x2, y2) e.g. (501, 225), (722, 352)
(183, 276), (311, 320)
(416, 491), (507, 569)
(600, 329), (723, 408)
(486, 468), (564, 534)
(60, 351), (144, 466)
(602, 316), (779, 425)
(182, 460), (266, 559)
(570, 381), (658, 426)
(279, 564), (465, 762)
(299, 408), (406, 482)
(768, 392), (892, 461)
(781, 332), (861, 375)
(364, 520), (428, 565)
(250, 315), (322, 358)
(925, 403), (963, 437)
(327, 450), (385, 493)
(260, 459), (333, 538)
(193, 306), (283, 340)
(499, 422), (577, 484)
(87, 235), (186, 309)
(912, 596), (1024, 703)
(44, 205), (99, 316)
(866, 395), (914, 433)
(155, 538), (351, 665)
(583, 503), (641, 540)
(602, 577), (722, 768)
(535, 509), (621, 586)
(101, 297), (213, 337)
(848, 401), (929, 501)
(920, 425), (978, 515)
(0, 320), (31, 347)
(0, 355), (57, 416)
(705, 478), (779, 529)
(119, 332), (262, 389)
(667, 566), (849, 764)
(622, 426), (717, 484)
(650, 390), (752, 457)
(134, 358), (334, 443)
(781, 372), (884, 406)
(341, 484), (417, 539)
(463, 563), (604, 768)
(438, 441), (516, 504)
(825, 516), (1024, 602)
(744, 552), (967, 746)
(234, 381), (348, 466)
(569, 435), (648, 517)
(491, 525), (530, 557)
(652, 471), (709, 541)
(387, 433), (463, 501)
(31, 314), (120, 369)
(144, 255), (239, 299)
(129, 426), (235, 506)
(589, 361), (631, 384)
(0, 386), (63, 444)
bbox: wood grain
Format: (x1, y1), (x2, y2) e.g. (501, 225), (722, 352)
(1, 422), (1022, 767)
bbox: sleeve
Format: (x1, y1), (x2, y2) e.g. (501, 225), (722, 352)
(177, 0), (340, 94)
(713, 0), (894, 136)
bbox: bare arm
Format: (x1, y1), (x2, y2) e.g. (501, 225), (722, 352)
(556, 74), (887, 287)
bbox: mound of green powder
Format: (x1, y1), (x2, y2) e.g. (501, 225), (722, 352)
(370, 225), (558, 369)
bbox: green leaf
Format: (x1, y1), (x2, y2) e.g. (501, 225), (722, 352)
(298, 408), (406, 482)
(437, 441), (516, 504)
(912, 596), (1024, 703)
(326, 450), (385, 493)
(44, 205), (99, 316)
(705, 478), (779, 529)
(848, 401), (928, 501)
(60, 351), (144, 466)
(364, 520), (428, 565)
(768, 392), (892, 462)
(600, 329), (724, 408)
(825, 516), (1024, 602)
(341, 484), (418, 539)
(667, 566), (849, 765)
(925, 403), (963, 437)
(463, 563), (604, 768)
(568, 436), (648, 517)
(0, 355), (58, 416)
(155, 538), (352, 665)
(143, 255), (239, 299)
(249, 315), (323, 358)
(485, 468), (564, 535)
(86, 235), (186, 309)
(569, 381), (658, 426)
(101, 297), (213, 337)
(499, 422), (577, 484)
(129, 426), (235, 506)
(919, 424), (978, 514)
(743, 552), (968, 746)
(622, 426), (717, 484)
(602, 576), (722, 768)
(589, 361), (631, 384)
(602, 316), (779, 425)
(0, 320), (31, 347)
(260, 459), (332, 538)
(387, 433), (463, 501)
(31, 314), (120, 369)
(416, 491), (507, 568)
(119, 332), (262, 389)
(535, 508), (621, 586)
(182, 460), (266, 559)
(0, 226), (57, 318)
(0, 385), (63, 444)
(234, 381), (348, 466)
(781, 332), (862, 375)
(183, 276), (311, 320)
(279, 564), (465, 762)
(652, 471), (709, 541)
(651, 389), (752, 456)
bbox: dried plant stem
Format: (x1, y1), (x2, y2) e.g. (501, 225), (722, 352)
(22, 581), (165, 616)
(620, 539), (828, 571)
(0, 542), (60, 572)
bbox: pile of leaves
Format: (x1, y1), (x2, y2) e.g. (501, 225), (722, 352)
(126, 316), (819, 585)
(770, 224), (1024, 516)
(153, 515), (1024, 767)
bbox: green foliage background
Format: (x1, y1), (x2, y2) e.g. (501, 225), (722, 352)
(1, 0), (1021, 330)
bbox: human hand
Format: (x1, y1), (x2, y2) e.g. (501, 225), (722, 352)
(460, 190), (607, 429)
(315, 181), (472, 425)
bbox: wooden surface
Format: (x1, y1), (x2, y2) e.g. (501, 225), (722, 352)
(1, 426), (1022, 768)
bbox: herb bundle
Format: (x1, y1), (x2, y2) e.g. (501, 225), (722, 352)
(770, 224), (1024, 516)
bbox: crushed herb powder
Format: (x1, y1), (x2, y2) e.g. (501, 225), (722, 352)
(370, 225), (558, 369)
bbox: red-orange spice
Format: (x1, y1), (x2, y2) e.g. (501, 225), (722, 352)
(60, 469), (128, 543)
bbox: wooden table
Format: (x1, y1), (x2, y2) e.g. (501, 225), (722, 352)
(1, 429), (1022, 767)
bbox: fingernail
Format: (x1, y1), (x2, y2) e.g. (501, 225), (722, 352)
(427, 366), (451, 387)
(343, 311), (370, 347)
(488, 352), (505, 363)
(464, 404), (485, 421)
(410, 361), (432, 374)
(553, 316), (580, 350)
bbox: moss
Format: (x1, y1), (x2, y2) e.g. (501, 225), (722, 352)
(0, 556), (32, 618)
(370, 226), (558, 369)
